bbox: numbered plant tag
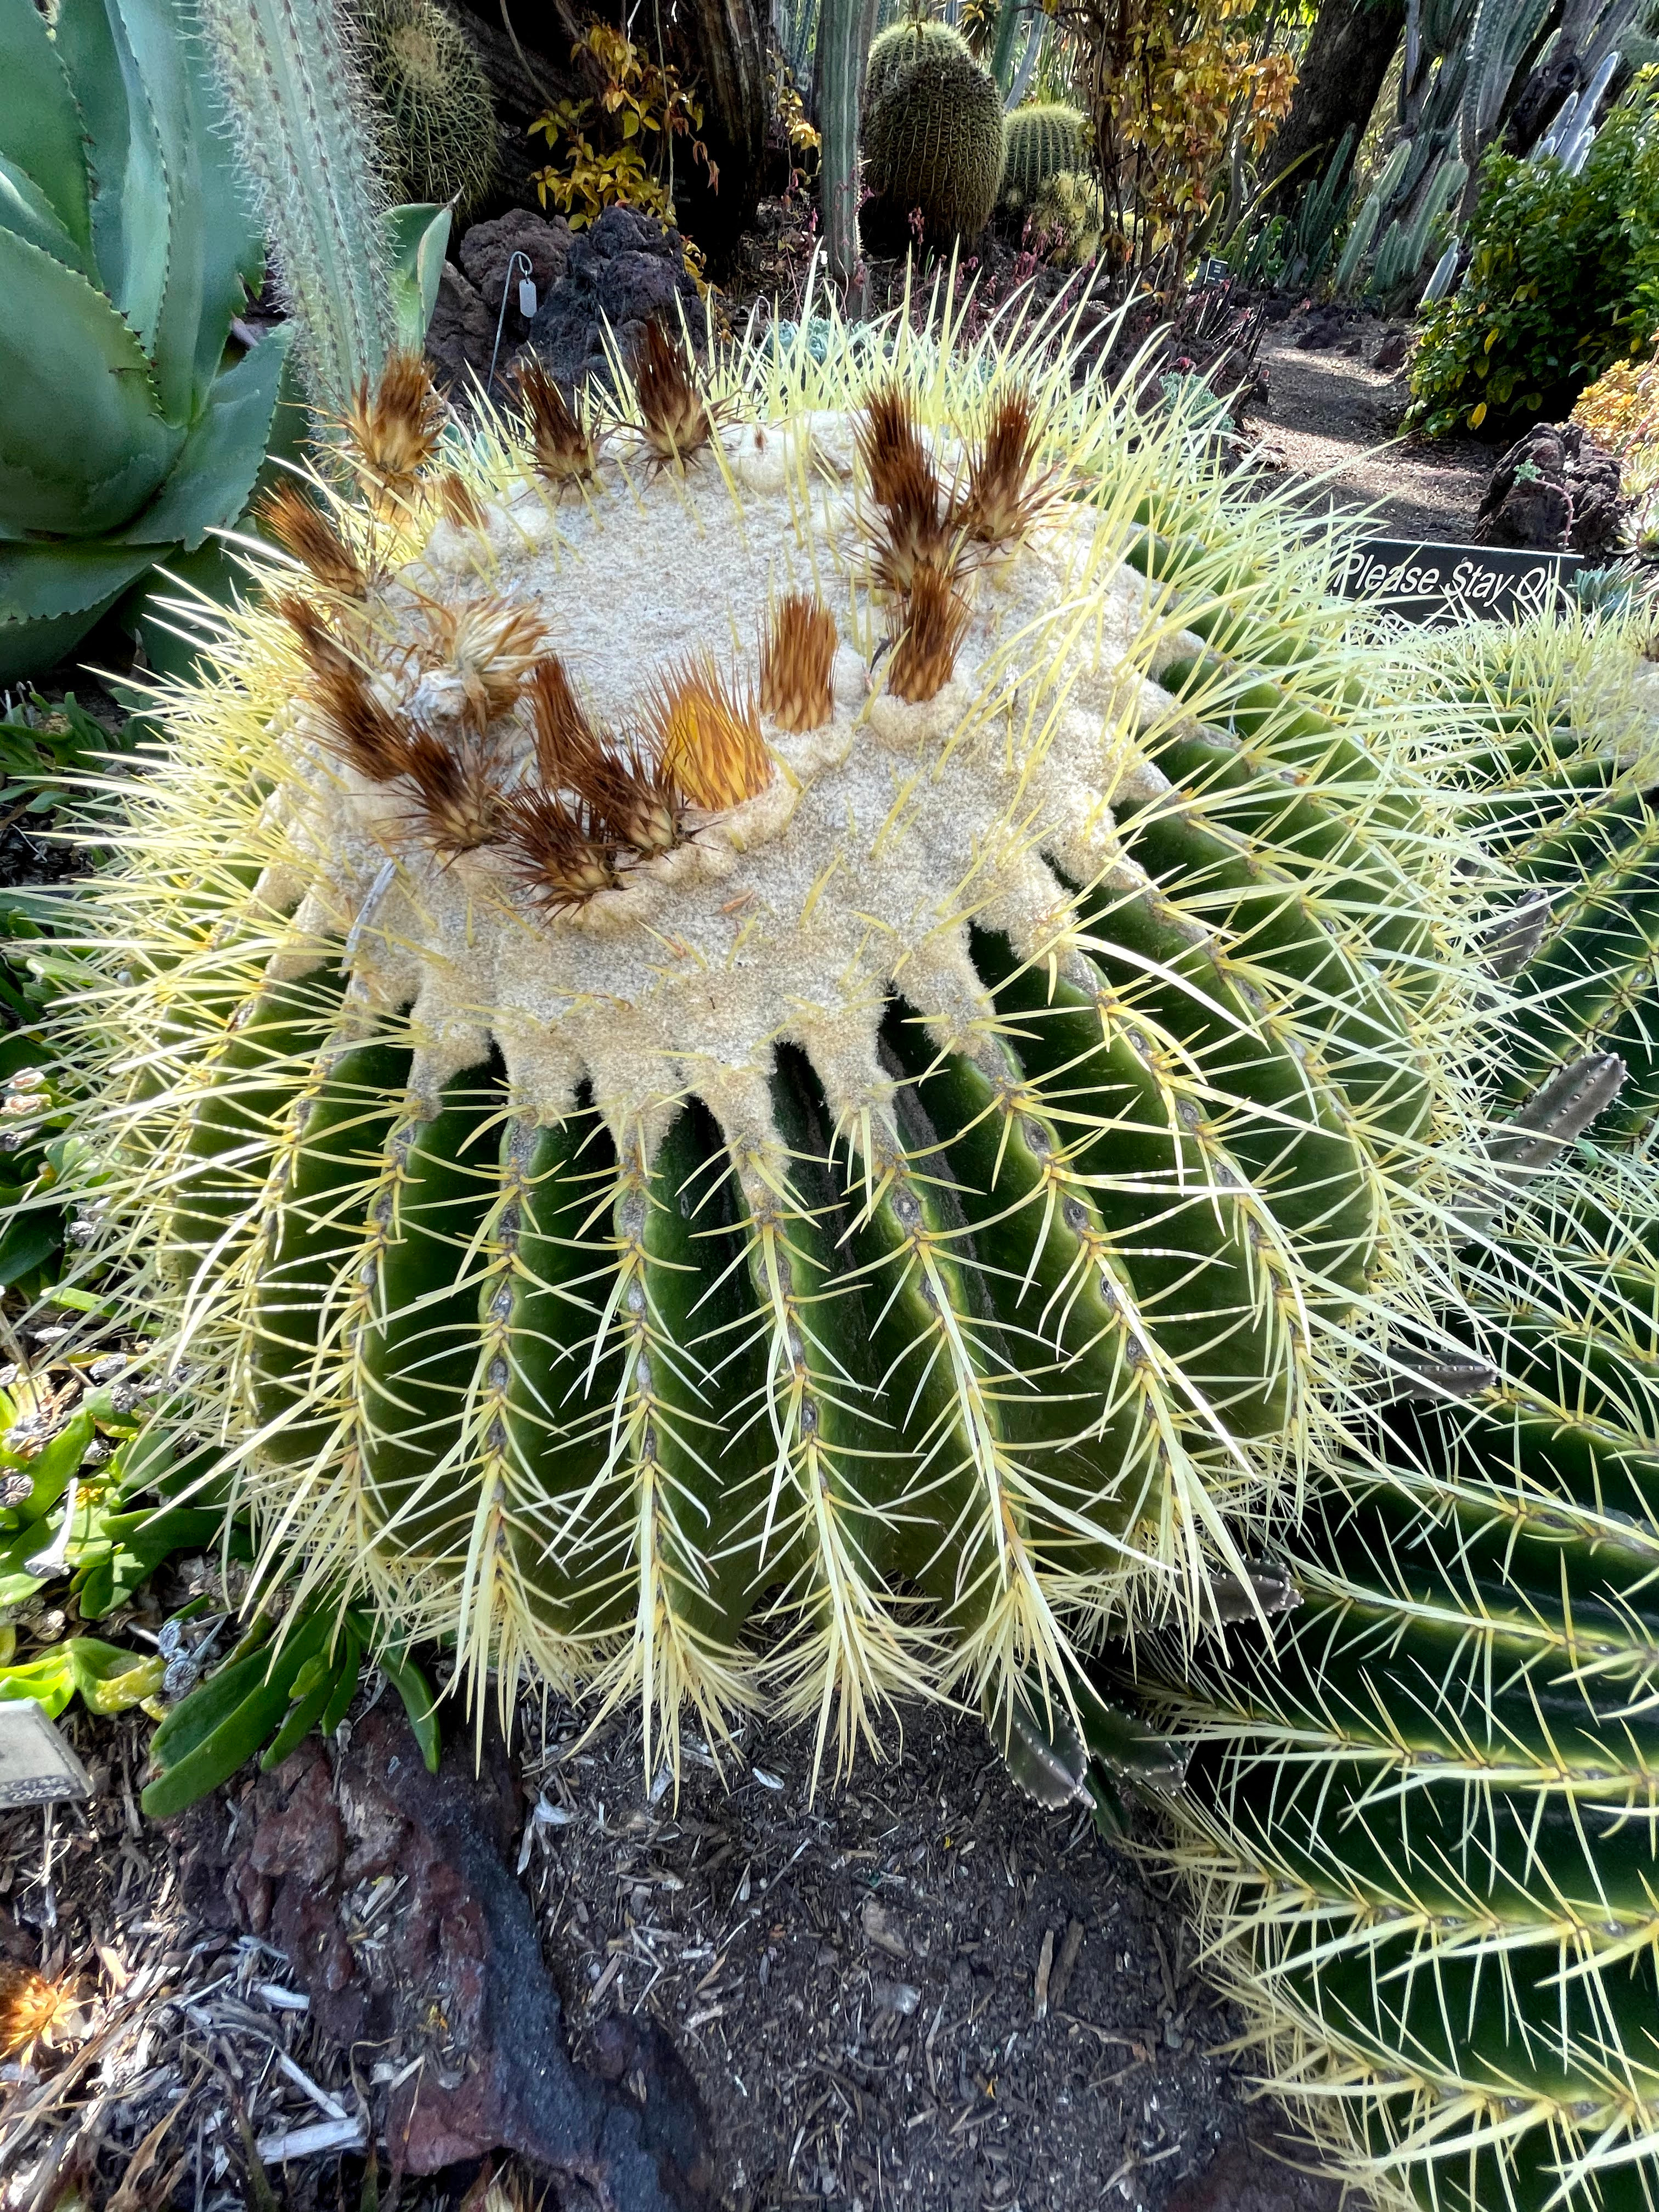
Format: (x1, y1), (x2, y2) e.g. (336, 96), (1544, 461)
(518, 276), (538, 319)
(0, 1699), (90, 1809)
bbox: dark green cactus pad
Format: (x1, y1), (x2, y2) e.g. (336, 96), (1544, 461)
(864, 26), (1005, 242)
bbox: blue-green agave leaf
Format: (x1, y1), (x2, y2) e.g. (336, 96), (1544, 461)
(0, 231), (180, 537)
(0, 148), (90, 270)
(0, 0), (93, 270)
(0, 538), (157, 622)
(122, 324), (291, 547)
(387, 203), (452, 353)
(54, 0), (168, 359)
(0, 563), (150, 685)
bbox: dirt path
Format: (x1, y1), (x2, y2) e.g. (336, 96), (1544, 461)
(1243, 314), (1496, 544)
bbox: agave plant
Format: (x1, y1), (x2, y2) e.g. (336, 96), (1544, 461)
(33, 279), (1517, 1786)
(0, 0), (294, 684)
(1137, 1150), (1659, 2212)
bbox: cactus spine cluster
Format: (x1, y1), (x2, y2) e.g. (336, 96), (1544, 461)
(864, 22), (1006, 240)
(358, 0), (498, 218)
(51, 302), (1495, 1772)
(1147, 1165), (1659, 2211)
(1000, 103), (1087, 207)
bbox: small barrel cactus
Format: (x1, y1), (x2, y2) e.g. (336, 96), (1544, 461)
(864, 23), (1006, 241)
(1144, 1158), (1659, 2211)
(1000, 103), (1088, 208)
(359, 0), (498, 218)
(53, 313), (1491, 1770)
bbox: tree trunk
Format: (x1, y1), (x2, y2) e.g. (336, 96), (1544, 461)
(668, 0), (771, 268)
(1266, 0), (1406, 208)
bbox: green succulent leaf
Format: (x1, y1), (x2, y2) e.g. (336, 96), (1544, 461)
(55, 0), (170, 355)
(0, 579), (148, 686)
(122, 324), (292, 548)
(0, 232), (181, 537)
(386, 201), (452, 353)
(0, 0), (94, 272)
(0, 149), (93, 273)
(0, 1635), (164, 1719)
(0, 538), (161, 622)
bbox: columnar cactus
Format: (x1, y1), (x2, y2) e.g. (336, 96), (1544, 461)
(1144, 1160), (1659, 2211)
(53, 312), (1492, 1770)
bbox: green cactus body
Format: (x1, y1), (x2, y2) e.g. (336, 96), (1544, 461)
(53, 316), (1489, 1769)
(864, 24), (1006, 239)
(1000, 103), (1087, 207)
(1144, 1172), (1659, 2209)
(359, 0), (498, 218)
(0, 0), (292, 682)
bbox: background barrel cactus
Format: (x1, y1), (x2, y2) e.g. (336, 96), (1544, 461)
(863, 22), (1006, 241)
(0, 0), (292, 682)
(50, 307), (1495, 1775)
(358, 0), (499, 218)
(1000, 102), (1088, 207)
(1141, 1155), (1659, 2211)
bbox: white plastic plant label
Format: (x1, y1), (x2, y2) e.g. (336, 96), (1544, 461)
(0, 1699), (91, 1808)
(518, 276), (538, 319)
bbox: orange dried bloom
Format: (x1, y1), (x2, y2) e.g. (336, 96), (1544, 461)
(258, 481), (366, 596)
(887, 561), (971, 705)
(0, 1965), (79, 2059)
(435, 471), (487, 531)
(415, 596), (546, 729)
(857, 383), (953, 594)
(760, 594), (837, 731)
(524, 657), (683, 856)
(646, 654), (771, 812)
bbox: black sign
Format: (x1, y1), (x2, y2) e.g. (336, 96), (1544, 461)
(1334, 537), (1583, 625)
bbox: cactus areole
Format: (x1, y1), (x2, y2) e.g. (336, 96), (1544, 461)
(62, 323), (1481, 1768)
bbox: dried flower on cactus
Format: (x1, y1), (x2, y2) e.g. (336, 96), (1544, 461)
(436, 471), (487, 532)
(634, 320), (713, 469)
(760, 593), (837, 731)
(499, 785), (622, 908)
(410, 596), (546, 729)
(398, 728), (508, 856)
(956, 387), (1056, 551)
(525, 658), (682, 855)
(281, 597), (411, 781)
(0, 1966), (79, 2060)
(258, 481), (366, 596)
(647, 652), (771, 810)
(517, 360), (598, 489)
(341, 349), (445, 506)
(887, 560), (970, 704)
(858, 383), (953, 594)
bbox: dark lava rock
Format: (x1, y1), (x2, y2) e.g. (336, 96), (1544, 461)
(1294, 306), (1346, 351)
(460, 207), (574, 318)
(523, 204), (707, 394)
(182, 1708), (714, 2207)
(425, 259), (494, 397)
(1477, 419), (1628, 556)
(1373, 329), (1409, 375)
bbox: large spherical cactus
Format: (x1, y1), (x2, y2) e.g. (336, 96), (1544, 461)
(1427, 620), (1659, 1142)
(358, 0), (498, 216)
(53, 313), (1489, 1769)
(1141, 1161), (1659, 2211)
(1000, 103), (1088, 208)
(864, 24), (1006, 241)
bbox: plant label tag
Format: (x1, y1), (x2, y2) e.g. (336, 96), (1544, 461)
(0, 1699), (90, 1808)
(518, 278), (538, 319)
(1335, 537), (1582, 626)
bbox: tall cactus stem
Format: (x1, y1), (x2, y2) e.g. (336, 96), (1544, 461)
(197, 0), (398, 414)
(818, 0), (878, 293)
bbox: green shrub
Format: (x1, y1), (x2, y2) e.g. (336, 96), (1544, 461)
(1407, 84), (1659, 438)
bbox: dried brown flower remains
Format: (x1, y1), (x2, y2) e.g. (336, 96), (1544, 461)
(857, 383), (955, 595)
(957, 387), (1057, 551)
(524, 657), (683, 857)
(498, 786), (622, 910)
(341, 349), (445, 507)
(760, 594), (837, 731)
(517, 360), (597, 490)
(412, 596), (547, 730)
(436, 471), (487, 532)
(0, 1965), (79, 2060)
(647, 654), (772, 811)
(887, 560), (972, 705)
(398, 728), (507, 857)
(282, 597), (410, 781)
(258, 480), (366, 596)
(634, 320), (713, 470)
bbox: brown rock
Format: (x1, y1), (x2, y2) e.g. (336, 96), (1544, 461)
(425, 259), (494, 397)
(1372, 330), (1409, 375)
(459, 207), (573, 315)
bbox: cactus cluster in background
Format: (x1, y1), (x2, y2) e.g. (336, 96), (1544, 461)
(864, 21), (1007, 240)
(0, 0), (292, 683)
(1000, 101), (1088, 204)
(358, 0), (499, 217)
(46, 299), (1504, 1775)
